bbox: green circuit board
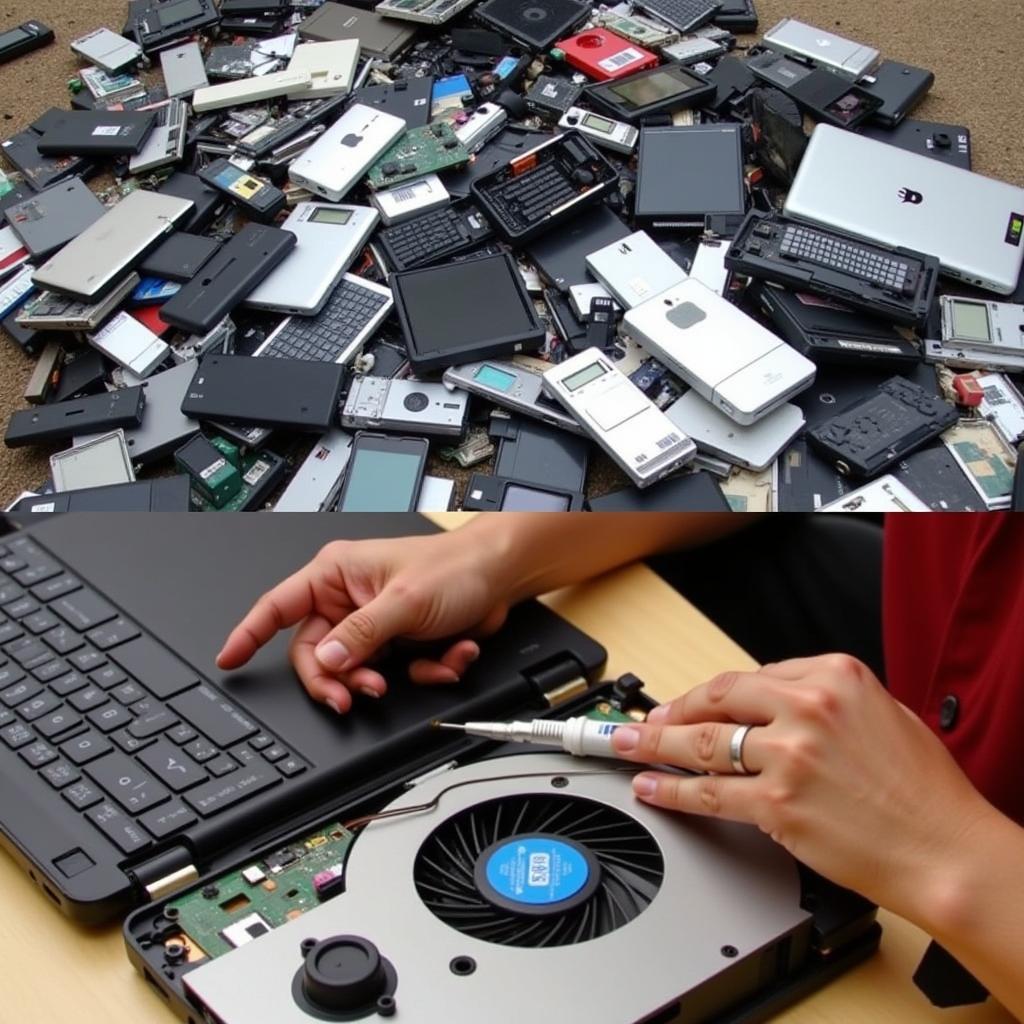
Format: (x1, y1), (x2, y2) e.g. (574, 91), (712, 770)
(366, 122), (469, 189)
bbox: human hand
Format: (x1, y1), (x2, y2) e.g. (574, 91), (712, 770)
(609, 654), (992, 921)
(216, 532), (511, 713)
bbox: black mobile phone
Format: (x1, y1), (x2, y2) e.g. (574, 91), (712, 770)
(336, 433), (428, 512)
(584, 63), (716, 124)
(0, 20), (54, 64)
(197, 159), (287, 222)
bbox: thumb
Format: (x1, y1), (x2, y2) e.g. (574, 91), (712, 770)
(314, 587), (420, 672)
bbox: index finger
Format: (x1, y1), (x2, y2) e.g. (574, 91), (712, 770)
(216, 567), (319, 669)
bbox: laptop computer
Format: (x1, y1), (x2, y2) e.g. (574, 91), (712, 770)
(785, 124), (1024, 295)
(0, 513), (605, 924)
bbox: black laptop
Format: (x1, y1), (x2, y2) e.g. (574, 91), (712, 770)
(0, 514), (605, 924)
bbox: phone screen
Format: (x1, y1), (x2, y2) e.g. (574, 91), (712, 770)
(340, 445), (423, 511)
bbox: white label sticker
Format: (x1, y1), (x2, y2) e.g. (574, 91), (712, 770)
(598, 47), (645, 73)
(244, 460), (270, 485)
(199, 458), (226, 480)
(30, 502), (56, 512)
(92, 126), (121, 136)
(628, 276), (650, 300)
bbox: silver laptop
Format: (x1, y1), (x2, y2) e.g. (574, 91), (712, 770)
(785, 125), (1024, 295)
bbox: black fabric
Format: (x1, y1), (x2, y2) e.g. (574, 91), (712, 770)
(647, 514), (885, 680)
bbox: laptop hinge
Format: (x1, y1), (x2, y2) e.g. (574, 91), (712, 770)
(524, 655), (589, 709)
(130, 845), (199, 902)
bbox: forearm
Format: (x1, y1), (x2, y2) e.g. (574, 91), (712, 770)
(914, 806), (1024, 1017)
(456, 512), (753, 603)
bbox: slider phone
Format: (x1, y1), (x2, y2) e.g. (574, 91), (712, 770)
(336, 432), (428, 512)
(0, 20), (54, 64)
(5, 387), (146, 448)
(160, 224), (297, 334)
(181, 354), (345, 432)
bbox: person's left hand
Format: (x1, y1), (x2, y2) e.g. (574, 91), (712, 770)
(609, 654), (996, 922)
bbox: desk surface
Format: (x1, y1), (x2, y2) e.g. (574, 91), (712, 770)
(0, 522), (1011, 1023)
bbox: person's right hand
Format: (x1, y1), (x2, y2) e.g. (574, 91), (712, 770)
(215, 532), (511, 713)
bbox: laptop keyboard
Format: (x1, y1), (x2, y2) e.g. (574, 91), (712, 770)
(637, 0), (721, 32)
(258, 276), (391, 362)
(780, 225), (915, 293)
(0, 535), (306, 855)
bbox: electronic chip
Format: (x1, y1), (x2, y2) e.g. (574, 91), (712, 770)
(220, 912), (271, 949)
(242, 865), (266, 886)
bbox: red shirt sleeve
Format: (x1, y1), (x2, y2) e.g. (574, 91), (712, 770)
(884, 513), (1024, 824)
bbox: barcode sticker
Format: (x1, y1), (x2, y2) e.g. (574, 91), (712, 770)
(30, 502), (56, 512)
(244, 460), (270, 485)
(199, 458), (226, 480)
(92, 126), (122, 136)
(392, 186), (418, 203)
(598, 47), (646, 73)
(656, 432), (680, 450)
(983, 386), (1008, 406)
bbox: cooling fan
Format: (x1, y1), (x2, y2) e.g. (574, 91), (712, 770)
(184, 753), (815, 1024)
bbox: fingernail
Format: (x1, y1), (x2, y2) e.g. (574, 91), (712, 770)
(316, 640), (350, 671)
(359, 686), (380, 699)
(326, 699), (343, 715)
(439, 669), (459, 683)
(612, 726), (640, 752)
(648, 705), (668, 724)
(633, 774), (657, 797)
(465, 648), (480, 662)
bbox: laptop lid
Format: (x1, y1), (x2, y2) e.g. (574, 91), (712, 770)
(0, 514), (606, 923)
(785, 124), (1024, 295)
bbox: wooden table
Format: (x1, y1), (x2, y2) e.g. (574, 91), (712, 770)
(0, 521), (1011, 1023)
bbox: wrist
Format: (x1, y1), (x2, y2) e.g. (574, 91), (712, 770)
(454, 513), (550, 605)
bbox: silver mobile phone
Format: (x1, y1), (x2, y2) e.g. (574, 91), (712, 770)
(762, 18), (880, 81)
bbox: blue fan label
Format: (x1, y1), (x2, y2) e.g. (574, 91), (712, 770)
(485, 838), (588, 906)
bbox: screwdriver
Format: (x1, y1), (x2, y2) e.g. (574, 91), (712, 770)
(433, 716), (628, 758)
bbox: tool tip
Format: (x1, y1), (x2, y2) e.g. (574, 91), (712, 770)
(432, 721), (464, 731)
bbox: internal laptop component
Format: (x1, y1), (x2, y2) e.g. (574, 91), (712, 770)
(366, 123), (470, 190)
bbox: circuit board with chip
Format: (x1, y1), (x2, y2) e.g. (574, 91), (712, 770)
(167, 822), (355, 960)
(367, 122), (469, 189)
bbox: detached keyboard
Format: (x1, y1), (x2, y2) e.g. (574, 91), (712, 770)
(0, 535), (306, 856)
(378, 199), (493, 271)
(258, 275), (392, 363)
(486, 163), (578, 233)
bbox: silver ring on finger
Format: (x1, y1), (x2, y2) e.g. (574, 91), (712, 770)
(729, 724), (755, 775)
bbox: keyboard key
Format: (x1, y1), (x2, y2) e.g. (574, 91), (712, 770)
(249, 733), (273, 750)
(90, 665), (127, 690)
(17, 691), (61, 721)
(69, 687), (109, 713)
(42, 624), (85, 655)
(85, 750), (170, 813)
(206, 754), (236, 777)
(31, 574), (82, 602)
(36, 707), (83, 740)
(129, 709), (178, 739)
(276, 756), (306, 778)
(262, 745), (287, 763)
(1, 677), (39, 707)
(85, 801), (151, 854)
(49, 671), (88, 697)
(166, 722), (197, 745)
(0, 555), (24, 573)
(61, 730), (113, 765)
(1, 721), (34, 749)
(32, 658), (71, 683)
(0, 581), (25, 605)
(19, 739), (57, 767)
(0, 707), (13, 727)
(230, 744), (257, 765)
(112, 681), (146, 705)
(87, 703), (133, 733)
(0, 620), (23, 644)
(139, 739), (208, 791)
(7, 637), (54, 670)
(111, 727), (154, 754)
(0, 665), (26, 691)
(6, 597), (41, 620)
(139, 800), (196, 838)
(110, 637), (198, 699)
(183, 765), (280, 818)
(53, 589), (118, 631)
(23, 610), (59, 635)
(87, 618), (141, 651)
(170, 685), (258, 747)
(41, 760), (80, 788)
(184, 737), (217, 762)
(69, 648), (106, 673)
(63, 780), (103, 810)
(14, 559), (61, 586)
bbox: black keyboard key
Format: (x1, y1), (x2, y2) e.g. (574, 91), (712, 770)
(112, 681), (146, 705)
(250, 733), (273, 750)
(206, 754), (236, 777)
(63, 779), (103, 810)
(1, 677), (39, 707)
(53, 589), (118, 631)
(85, 750), (170, 813)
(0, 555), (24, 573)
(6, 597), (41, 620)
(183, 765), (280, 818)
(0, 664), (26, 690)
(0, 581), (26, 605)
(230, 744), (257, 765)
(18, 690), (61, 721)
(42, 624), (84, 655)
(14, 559), (61, 586)
(31, 574), (82, 602)
(41, 759), (80, 788)
(87, 618), (141, 651)
(140, 739), (208, 791)
(184, 737), (217, 762)
(0, 707), (13, 727)
(19, 739), (57, 767)
(85, 801), (151, 854)
(88, 702), (133, 733)
(276, 756), (306, 778)
(32, 658), (71, 683)
(69, 686), (109, 713)
(7, 637), (54, 669)
(167, 722), (197, 744)
(262, 744), (287, 763)
(139, 800), (197, 838)
(90, 665), (127, 690)
(49, 670), (88, 697)
(129, 708), (178, 739)
(112, 726), (154, 754)
(61, 730), (112, 764)
(110, 637), (198, 699)
(69, 648), (106, 673)
(170, 685), (258, 747)
(0, 620), (23, 644)
(1, 721), (34, 748)
(36, 707), (83, 740)
(23, 610), (59, 635)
